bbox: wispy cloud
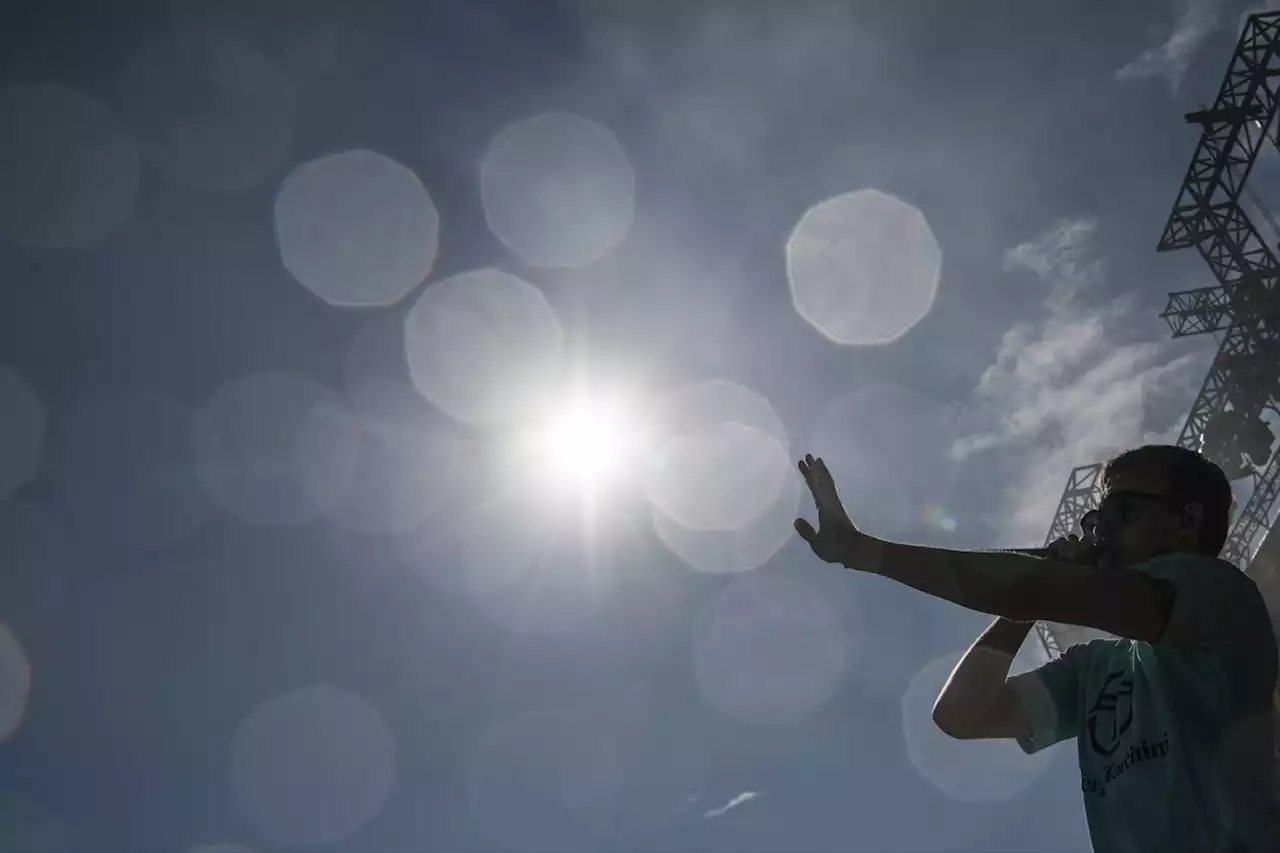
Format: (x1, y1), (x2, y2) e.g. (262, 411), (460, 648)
(1116, 0), (1223, 92)
(703, 791), (761, 819)
(1001, 217), (1105, 292)
(953, 217), (1211, 546)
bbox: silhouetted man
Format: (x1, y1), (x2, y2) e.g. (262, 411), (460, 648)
(796, 444), (1277, 852)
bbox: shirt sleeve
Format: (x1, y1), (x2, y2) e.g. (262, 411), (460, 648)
(1131, 553), (1277, 708)
(1131, 553), (1270, 651)
(1006, 640), (1094, 755)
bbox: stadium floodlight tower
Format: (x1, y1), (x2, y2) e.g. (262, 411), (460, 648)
(1034, 11), (1280, 660)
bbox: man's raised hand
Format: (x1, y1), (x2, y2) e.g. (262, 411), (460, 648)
(794, 454), (860, 565)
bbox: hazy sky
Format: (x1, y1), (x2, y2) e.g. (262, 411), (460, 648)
(0, 1), (1274, 851)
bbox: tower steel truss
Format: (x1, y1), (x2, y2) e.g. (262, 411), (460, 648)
(1036, 11), (1280, 658)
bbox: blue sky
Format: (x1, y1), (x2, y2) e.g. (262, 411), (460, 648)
(0, 1), (1275, 851)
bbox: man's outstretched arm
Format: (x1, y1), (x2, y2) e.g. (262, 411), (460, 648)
(795, 455), (1171, 642)
(844, 536), (1165, 641)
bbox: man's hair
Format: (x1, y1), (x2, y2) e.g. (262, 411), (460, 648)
(1102, 444), (1234, 556)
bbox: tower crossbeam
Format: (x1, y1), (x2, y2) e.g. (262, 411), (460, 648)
(1158, 14), (1280, 253)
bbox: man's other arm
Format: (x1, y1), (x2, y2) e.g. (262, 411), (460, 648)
(934, 615), (1091, 753)
(932, 617), (1034, 739)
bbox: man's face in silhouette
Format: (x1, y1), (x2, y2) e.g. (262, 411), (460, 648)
(1088, 466), (1204, 570)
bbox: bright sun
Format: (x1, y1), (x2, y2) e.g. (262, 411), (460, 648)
(519, 392), (643, 494)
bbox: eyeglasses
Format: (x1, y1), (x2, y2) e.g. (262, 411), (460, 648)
(1080, 489), (1187, 540)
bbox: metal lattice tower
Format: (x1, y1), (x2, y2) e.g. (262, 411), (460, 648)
(1036, 12), (1280, 659)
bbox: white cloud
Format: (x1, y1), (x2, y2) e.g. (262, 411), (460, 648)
(954, 217), (1212, 546)
(1116, 0), (1223, 92)
(702, 790), (761, 819)
(1001, 217), (1104, 292)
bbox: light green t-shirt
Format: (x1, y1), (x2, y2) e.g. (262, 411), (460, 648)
(1007, 553), (1278, 853)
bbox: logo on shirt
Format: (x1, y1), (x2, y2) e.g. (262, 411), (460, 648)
(1087, 669), (1134, 756)
(1080, 666), (1171, 799)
